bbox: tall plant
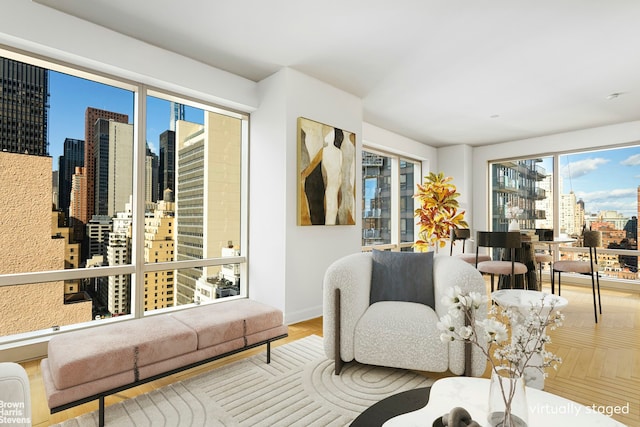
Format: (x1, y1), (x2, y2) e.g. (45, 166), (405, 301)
(414, 172), (468, 252)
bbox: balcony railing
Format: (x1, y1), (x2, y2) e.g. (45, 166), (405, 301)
(553, 246), (640, 291)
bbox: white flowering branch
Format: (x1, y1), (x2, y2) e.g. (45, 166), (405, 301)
(438, 286), (563, 374)
(437, 287), (564, 421)
(505, 202), (523, 220)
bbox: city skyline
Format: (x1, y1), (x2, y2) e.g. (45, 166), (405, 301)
(48, 69), (640, 219)
(48, 70), (203, 168)
(559, 145), (640, 218)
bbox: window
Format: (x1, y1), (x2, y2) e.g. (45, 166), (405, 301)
(490, 146), (640, 286)
(559, 146), (639, 279)
(0, 47), (249, 343)
(361, 149), (421, 251)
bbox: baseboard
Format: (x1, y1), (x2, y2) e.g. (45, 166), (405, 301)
(285, 305), (322, 325)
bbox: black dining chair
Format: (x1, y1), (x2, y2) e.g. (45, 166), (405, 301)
(476, 231), (528, 292)
(552, 230), (602, 323)
(450, 228), (490, 264)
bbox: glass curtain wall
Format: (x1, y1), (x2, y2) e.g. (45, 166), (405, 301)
(491, 157), (552, 232)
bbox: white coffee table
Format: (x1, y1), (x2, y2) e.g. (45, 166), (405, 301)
(383, 377), (626, 427)
(491, 289), (568, 390)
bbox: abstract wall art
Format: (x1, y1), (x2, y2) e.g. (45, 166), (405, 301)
(297, 117), (356, 226)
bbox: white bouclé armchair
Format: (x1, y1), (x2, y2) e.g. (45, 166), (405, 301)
(323, 252), (488, 376)
(0, 362), (31, 427)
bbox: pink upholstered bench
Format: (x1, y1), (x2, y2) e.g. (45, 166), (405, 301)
(41, 299), (287, 426)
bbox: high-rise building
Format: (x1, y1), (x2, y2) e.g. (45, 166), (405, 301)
(175, 120), (204, 304)
(159, 130), (175, 197)
(51, 211), (85, 298)
(362, 152), (388, 246)
(52, 170), (59, 209)
(69, 166), (87, 244)
(82, 107), (128, 224)
(559, 192), (579, 236)
(194, 246), (241, 303)
(535, 174), (553, 230)
(51, 211), (81, 270)
(169, 101), (185, 132)
(93, 118), (133, 216)
(144, 200), (175, 310)
(105, 203), (132, 315)
(58, 138), (85, 223)
(623, 216), (637, 242)
(174, 113), (241, 305)
(86, 215), (112, 260)
(145, 143), (159, 203)
(361, 152), (414, 247)
(0, 57), (48, 156)
(0, 151), (91, 336)
(491, 159), (548, 231)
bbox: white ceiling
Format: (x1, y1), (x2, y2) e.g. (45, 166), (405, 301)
(34, 0), (640, 147)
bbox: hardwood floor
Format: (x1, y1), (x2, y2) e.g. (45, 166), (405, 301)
(542, 284), (640, 426)
(24, 283), (638, 426)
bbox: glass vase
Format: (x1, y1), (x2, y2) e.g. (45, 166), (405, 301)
(487, 366), (528, 427)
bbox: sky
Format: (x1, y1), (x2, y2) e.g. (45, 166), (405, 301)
(48, 70), (203, 166)
(558, 146), (640, 217)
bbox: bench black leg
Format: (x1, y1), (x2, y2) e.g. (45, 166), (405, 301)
(99, 395), (105, 427)
(267, 341), (271, 364)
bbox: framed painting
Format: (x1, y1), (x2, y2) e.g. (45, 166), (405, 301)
(297, 117), (356, 225)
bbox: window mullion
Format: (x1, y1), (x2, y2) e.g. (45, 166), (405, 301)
(553, 154), (560, 239)
(130, 86), (147, 318)
(390, 156), (400, 250)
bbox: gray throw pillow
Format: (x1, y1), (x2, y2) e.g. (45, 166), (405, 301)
(370, 249), (435, 308)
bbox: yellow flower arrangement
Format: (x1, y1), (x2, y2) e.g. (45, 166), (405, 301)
(413, 172), (468, 252)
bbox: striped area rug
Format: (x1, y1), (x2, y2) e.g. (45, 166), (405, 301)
(54, 335), (433, 427)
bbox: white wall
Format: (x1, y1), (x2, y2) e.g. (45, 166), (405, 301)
(470, 121), (640, 233)
(363, 123), (436, 168)
(251, 68), (364, 324)
(438, 144), (473, 224)
(249, 71), (288, 313)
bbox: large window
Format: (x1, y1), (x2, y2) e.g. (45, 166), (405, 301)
(559, 147), (639, 279)
(0, 48), (248, 343)
(490, 145), (640, 286)
(362, 149), (421, 251)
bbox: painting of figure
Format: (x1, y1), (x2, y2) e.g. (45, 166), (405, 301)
(298, 117), (356, 225)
